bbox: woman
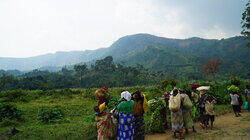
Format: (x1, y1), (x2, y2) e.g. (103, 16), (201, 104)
(179, 89), (196, 134)
(170, 89), (184, 139)
(132, 90), (148, 140)
(117, 91), (135, 140)
(94, 88), (114, 140)
(148, 96), (167, 133)
(197, 90), (207, 128)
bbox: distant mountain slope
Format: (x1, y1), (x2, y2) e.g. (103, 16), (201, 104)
(0, 49), (107, 71)
(0, 33), (249, 78)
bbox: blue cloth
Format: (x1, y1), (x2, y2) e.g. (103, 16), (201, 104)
(118, 112), (134, 140)
(133, 114), (145, 139)
(244, 101), (248, 110)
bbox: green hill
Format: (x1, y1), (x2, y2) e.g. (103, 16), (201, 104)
(0, 34), (249, 79)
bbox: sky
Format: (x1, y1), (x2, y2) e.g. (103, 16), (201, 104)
(0, 0), (247, 58)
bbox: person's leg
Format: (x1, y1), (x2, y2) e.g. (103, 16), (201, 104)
(173, 131), (177, 138)
(210, 115), (214, 130)
(185, 128), (188, 134)
(192, 126), (196, 132)
(237, 105), (241, 116)
(232, 105), (238, 117)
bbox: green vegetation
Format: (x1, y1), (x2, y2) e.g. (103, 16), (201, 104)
(0, 77), (247, 139)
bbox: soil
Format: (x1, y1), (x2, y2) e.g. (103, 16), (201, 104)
(146, 111), (250, 140)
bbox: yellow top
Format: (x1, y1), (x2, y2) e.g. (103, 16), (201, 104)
(99, 102), (107, 113)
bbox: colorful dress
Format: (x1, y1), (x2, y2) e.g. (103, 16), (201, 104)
(148, 98), (167, 133)
(171, 108), (184, 132)
(117, 100), (135, 140)
(198, 93), (207, 127)
(180, 94), (194, 129)
(95, 104), (114, 140)
(133, 94), (148, 139)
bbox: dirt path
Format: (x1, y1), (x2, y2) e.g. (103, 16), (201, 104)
(146, 111), (250, 140)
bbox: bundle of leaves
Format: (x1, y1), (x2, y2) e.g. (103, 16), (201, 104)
(227, 85), (240, 92)
(0, 103), (22, 122)
(37, 108), (64, 124)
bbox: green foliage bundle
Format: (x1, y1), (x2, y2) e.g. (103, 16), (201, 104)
(0, 103), (22, 122)
(227, 85), (240, 92)
(37, 108), (64, 124)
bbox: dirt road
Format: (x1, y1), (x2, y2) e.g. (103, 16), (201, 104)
(146, 111), (250, 140)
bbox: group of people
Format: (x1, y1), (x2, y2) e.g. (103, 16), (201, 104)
(93, 84), (221, 140)
(94, 88), (148, 140)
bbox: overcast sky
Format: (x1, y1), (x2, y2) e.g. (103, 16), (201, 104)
(0, 0), (247, 58)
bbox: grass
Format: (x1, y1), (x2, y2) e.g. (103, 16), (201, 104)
(0, 87), (233, 140)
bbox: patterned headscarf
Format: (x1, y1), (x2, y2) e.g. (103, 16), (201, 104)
(121, 91), (131, 101)
(95, 87), (110, 105)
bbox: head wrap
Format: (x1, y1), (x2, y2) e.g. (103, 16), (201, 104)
(95, 87), (110, 105)
(121, 91), (131, 101)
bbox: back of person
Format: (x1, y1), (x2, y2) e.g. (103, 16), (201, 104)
(169, 93), (181, 112)
(230, 93), (239, 105)
(205, 100), (215, 116)
(117, 100), (134, 114)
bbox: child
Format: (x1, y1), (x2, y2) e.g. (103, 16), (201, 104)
(230, 92), (241, 117)
(204, 95), (216, 129)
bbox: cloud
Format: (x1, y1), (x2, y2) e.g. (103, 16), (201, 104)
(0, 0), (247, 57)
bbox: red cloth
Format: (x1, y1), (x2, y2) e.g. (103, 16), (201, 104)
(189, 83), (200, 88)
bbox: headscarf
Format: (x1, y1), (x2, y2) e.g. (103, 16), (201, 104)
(95, 87), (110, 105)
(121, 91), (131, 101)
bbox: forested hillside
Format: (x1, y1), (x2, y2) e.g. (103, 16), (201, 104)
(0, 34), (249, 79)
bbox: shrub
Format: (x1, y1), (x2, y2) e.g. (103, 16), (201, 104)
(37, 108), (64, 123)
(0, 103), (22, 122)
(0, 89), (31, 102)
(0, 118), (19, 127)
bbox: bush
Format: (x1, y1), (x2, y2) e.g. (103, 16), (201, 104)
(0, 89), (31, 102)
(37, 108), (64, 124)
(0, 103), (22, 122)
(0, 118), (19, 127)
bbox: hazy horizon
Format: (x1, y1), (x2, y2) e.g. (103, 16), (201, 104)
(0, 0), (247, 58)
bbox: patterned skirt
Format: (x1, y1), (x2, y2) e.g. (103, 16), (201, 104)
(118, 112), (134, 140)
(182, 109), (194, 129)
(133, 115), (145, 139)
(171, 109), (184, 131)
(96, 112), (114, 140)
(150, 108), (165, 133)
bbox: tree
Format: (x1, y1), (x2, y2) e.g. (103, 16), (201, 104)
(74, 64), (88, 87)
(202, 59), (222, 80)
(241, 1), (250, 46)
(94, 56), (115, 71)
(0, 74), (15, 91)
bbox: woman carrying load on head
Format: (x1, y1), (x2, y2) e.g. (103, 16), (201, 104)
(94, 87), (114, 140)
(169, 89), (184, 139)
(117, 91), (135, 140)
(148, 95), (167, 133)
(131, 90), (148, 140)
(179, 88), (196, 134)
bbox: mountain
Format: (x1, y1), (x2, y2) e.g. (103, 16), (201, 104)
(0, 49), (107, 71)
(104, 34), (249, 78)
(0, 33), (249, 78)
